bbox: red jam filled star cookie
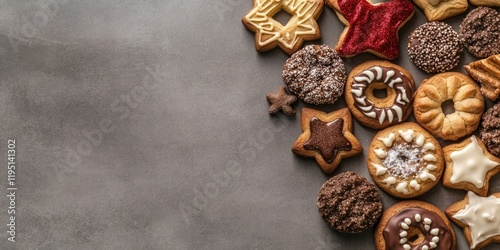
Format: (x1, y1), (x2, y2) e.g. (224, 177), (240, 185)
(325, 0), (415, 59)
(292, 108), (362, 174)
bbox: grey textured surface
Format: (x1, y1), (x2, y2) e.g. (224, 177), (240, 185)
(0, 0), (498, 249)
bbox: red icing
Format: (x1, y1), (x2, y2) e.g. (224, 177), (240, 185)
(336, 0), (414, 59)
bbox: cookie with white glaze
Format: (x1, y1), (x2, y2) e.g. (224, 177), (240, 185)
(446, 192), (500, 250)
(367, 122), (444, 199)
(443, 135), (500, 196)
(375, 200), (457, 250)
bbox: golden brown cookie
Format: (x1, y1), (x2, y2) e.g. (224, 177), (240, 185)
(292, 108), (362, 174)
(375, 200), (457, 250)
(469, 0), (500, 6)
(413, 72), (484, 141)
(367, 122), (444, 199)
(442, 136), (500, 196)
(345, 60), (415, 129)
(413, 0), (468, 21)
(446, 192), (500, 250)
(242, 0), (324, 55)
(465, 54), (500, 101)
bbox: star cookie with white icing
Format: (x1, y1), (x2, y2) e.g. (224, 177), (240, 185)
(292, 108), (362, 174)
(242, 0), (324, 55)
(443, 136), (500, 196)
(446, 192), (500, 250)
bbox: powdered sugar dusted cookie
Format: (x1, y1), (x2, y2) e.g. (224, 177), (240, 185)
(443, 136), (500, 196)
(368, 122), (444, 198)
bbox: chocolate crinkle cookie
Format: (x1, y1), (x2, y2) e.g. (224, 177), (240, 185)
(317, 171), (382, 233)
(283, 44), (346, 105)
(408, 22), (462, 73)
(460, 7), (500, 58)
(480, 103), (500, 158)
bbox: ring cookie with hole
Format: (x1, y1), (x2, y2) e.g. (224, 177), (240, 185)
(413, 72), (484, 141)
(368, 122), (444, 199)
(442, 135), (500, 196)
(376, 200), (457, 250)
(345, 60), (415, 129)
(242, 0), (324, 55)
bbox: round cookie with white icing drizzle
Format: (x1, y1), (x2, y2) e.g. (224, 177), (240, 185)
(367, 122), (444, 198)
(345, 60), (415, 129)
(376, 200), (457, 250)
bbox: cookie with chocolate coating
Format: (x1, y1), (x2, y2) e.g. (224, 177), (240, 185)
(376, 200), (457, 250)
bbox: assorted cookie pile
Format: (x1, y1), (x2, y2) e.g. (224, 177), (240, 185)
(243, 1), (500, 249)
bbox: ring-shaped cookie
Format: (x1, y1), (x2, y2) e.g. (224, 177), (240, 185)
(413, 72), (484, 141)
(345, 60), (415, 129)
(375, 201), (457, 250)
(367, 122), (444, 198)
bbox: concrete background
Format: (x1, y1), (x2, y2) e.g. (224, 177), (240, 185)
(0, 0), (498, 249)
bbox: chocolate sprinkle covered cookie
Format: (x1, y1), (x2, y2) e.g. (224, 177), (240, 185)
(317, 171), (382, 233)
(480, 103), (500, 158)
(460, 7), (500, 58)
(283, 44), (346, 105)
(408, 22), (462, 73)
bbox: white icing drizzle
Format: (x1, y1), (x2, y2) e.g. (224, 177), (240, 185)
(415, 214), (421, 222)
(419, 170), (436, 181)
(378, 133), (396, 147)
(372, 163), (388, 175)
(426, 164), (437, 171)
(415, 134), (425, 147)
(382, 176), (396, 186)
(409, 180), (420, 190)
(398, 129), (415, 142)
(423, 154), (437, 162)
(396, 182), (409, 194)
(450, 136), (499, 188)
(245, 0), (321, 49)
(351, 66), (413, 125)
(453, 192), (500, 249)
(375, 148), (387, 158)
(422, 142), (435, 151)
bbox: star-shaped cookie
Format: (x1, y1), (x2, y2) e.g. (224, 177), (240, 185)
(292, 108), (362, 174)
(443, 136), (500, 196)
(413, 0), (468, 21)
(325, 0), (415, 59)
(266, 86), (297, 116)
(446, 192), (500, 250)
(242, 0), (324, 55)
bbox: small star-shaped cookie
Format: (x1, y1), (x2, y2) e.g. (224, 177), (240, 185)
(292, 108), (362, 174)
(446, 192), (500, 250)
(242, 0), (324, 55)
(325, 0), (415, 59)
(443, 136), (500, 196)
(266, 86), (297, 116)
(413, 0), (468, 21)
